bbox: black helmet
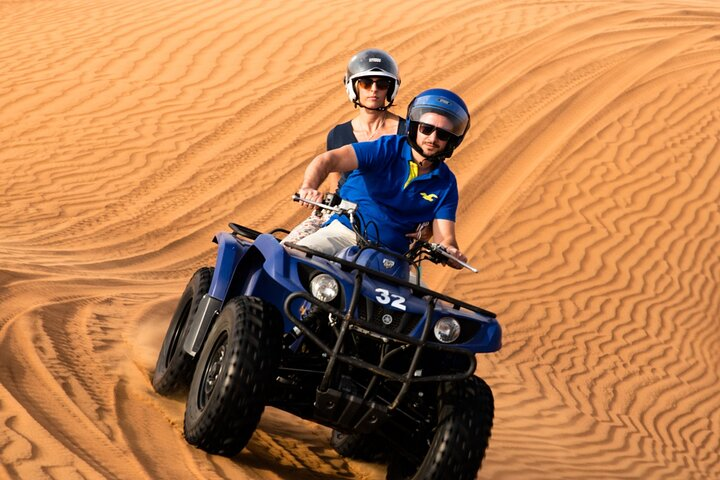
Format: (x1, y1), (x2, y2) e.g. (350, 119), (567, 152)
(406, 88), (470, 162)
(343, 48), (401, 110)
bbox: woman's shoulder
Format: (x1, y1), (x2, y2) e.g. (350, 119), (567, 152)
(326, 121), (356, 150)
(328, 120), (353, 134)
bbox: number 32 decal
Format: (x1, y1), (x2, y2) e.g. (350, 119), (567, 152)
(374, 288), (406, 311)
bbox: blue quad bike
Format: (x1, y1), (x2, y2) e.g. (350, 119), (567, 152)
(152, 194), (501, 480)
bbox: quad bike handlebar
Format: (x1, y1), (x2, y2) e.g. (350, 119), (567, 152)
(292, 193), (357, 216)
(412, 241), (479, 273)
(291, 193), (478, 274)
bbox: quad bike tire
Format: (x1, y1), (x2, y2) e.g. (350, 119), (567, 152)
(330, 429), (385, 461)
(183, 296), (281, 456)
(152, 266), (214, 395)
(386, 376), (494, 480)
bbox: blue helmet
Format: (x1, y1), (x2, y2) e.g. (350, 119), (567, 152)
(406, 88), (470, 160)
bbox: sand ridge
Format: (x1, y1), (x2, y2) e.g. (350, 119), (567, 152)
(1, 1), (719, 479)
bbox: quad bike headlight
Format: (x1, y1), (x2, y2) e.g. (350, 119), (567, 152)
(434, 317), (461, 343)
(310, 273), (339, 302)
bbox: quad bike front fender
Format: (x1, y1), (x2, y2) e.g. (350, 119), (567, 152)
(183, 232), (248, 357)
(182, 232), (301, 357)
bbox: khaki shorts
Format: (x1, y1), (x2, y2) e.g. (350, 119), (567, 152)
(294, 220), (357, 256)
(281, 212), (329, 245)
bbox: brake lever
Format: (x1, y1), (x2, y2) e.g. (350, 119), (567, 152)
(291, 194), (357, 216)
(429, 244), (479, 273)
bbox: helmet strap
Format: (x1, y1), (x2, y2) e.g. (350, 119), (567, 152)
(414, 148), (446, 166)
(409, 140), (447, 165)
(366, 105), (389, 112)
(353, 99), (393, 112)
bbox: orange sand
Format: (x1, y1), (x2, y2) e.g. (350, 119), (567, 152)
(1, 1), (718, 479)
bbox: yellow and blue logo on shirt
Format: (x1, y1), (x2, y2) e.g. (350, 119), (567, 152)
(420, 192), (438, 202)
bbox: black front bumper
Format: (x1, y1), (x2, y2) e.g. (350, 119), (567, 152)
(283, 269), (477, 426)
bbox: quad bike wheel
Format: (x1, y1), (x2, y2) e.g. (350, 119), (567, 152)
(152, 267), (213, 395)
(386, 376), (494, 480)
(183, 296), (281, 456)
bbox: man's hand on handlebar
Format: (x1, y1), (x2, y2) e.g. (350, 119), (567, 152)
(296, 187), (323, 209)
(405, 222), (433, 242)
(443, 245), (468, 270)
(408, 241), (477, 272)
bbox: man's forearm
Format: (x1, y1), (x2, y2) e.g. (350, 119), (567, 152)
(301, 153), (333, 190)
(432, 219), (458, 247)
(300, 146), (358, 190)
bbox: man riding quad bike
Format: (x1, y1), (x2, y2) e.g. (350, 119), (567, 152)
(151, 192), (501, 480)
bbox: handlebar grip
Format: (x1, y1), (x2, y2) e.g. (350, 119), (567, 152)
(430, 244), (478, 273)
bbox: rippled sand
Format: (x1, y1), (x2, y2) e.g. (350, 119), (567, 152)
(1, 1), (718, 479)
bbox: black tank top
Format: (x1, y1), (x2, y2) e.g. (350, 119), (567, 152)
(326, 117), (407, 187)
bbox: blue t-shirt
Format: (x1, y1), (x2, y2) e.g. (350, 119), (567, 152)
(331, 135), (458, 253)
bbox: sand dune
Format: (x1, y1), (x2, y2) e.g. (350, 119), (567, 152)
(1, 0), (718, 478)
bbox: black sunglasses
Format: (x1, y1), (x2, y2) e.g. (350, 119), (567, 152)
(356, 77), (392, 90)
(417, 122), (454, 142)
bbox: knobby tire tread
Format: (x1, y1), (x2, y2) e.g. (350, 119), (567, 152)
(386, 376), (494, 480)
(152, 267), (213, 395)
(184, 296), (281, 456)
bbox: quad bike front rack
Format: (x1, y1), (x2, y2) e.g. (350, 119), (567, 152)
(282, 244), (485, 432)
